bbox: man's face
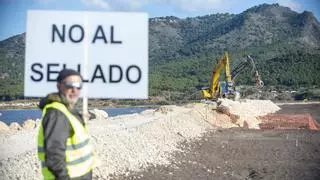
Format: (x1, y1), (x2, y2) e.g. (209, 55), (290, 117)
(58, 75), (82, 106)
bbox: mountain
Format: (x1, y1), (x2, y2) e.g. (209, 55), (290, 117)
(149, 3), (320, 63)
(147, 3), (320, 98)
(1, 3), (320, 100)
(0, 33), (25, 100)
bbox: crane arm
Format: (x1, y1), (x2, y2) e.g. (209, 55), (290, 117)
(231, 55), (264, 88)
(231, 61), (248, 81)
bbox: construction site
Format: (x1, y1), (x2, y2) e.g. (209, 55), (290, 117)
(1, 51), (320, 180)
(1, 99), (320, 179)
(1, 2), (320, 179)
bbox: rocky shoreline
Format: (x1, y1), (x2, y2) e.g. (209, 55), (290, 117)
(1, 99), (319, 110)
(0, 108), (108, 133)
(0, 101), (39, 110)
(0, 119), (40, 132)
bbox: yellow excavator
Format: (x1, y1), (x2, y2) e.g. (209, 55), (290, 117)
(201, 52), (264, 100)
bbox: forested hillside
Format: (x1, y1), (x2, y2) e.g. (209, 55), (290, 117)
(1, 3), (320, 100)
(0, 34), (25, 100)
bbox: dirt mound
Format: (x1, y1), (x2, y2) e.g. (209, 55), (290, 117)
(215, 99), (281, 128)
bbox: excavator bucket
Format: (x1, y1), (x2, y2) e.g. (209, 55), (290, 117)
(258, 113), (320, 131)
(254, 71), (264, 88)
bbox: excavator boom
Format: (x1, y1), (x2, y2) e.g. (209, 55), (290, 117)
(209, 52), (232, 94)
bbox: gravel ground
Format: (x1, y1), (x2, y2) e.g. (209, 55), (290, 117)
(1, 101), (317, 180)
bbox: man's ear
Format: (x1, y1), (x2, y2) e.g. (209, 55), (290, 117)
(57, 83), (61, 90)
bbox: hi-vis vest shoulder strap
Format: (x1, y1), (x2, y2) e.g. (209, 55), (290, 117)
(37, 102), (94, 179)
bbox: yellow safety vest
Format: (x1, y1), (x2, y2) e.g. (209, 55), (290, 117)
(37, 102), (94, 179)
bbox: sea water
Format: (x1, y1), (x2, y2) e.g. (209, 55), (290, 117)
(0, 107), (150, 125)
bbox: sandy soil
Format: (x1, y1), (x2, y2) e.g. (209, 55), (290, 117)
(0, 101), (319, 180)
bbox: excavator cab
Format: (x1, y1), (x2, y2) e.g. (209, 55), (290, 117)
(201, 80), (239, 101)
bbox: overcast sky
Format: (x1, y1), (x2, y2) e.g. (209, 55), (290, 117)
(0, 0), (319, 41)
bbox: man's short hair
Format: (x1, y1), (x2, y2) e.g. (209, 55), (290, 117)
(57, 69), (82, 83)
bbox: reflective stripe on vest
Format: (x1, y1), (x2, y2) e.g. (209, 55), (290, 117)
(37, 102), (94, 179)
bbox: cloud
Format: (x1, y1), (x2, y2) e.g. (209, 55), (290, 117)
(81, 0), (111, 10)
(164, 0), (225, 12)
(80, 0), (307, 14)
(36, 0), (56, 4)
(80, 0), (231, 12)
(79, 0), (307, 15)
(81, 0), (149, 10)
(276, 0), (302, 12)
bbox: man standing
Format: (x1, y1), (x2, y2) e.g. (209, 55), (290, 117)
(37, 69), (94, 180)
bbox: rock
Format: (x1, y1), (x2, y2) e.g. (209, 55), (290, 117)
(208, 102), (218, 110)
(22, 119), (36, 130)
(90, 109), (108, 120)
(35, 119), (41, 127)
(155, 106), (172, 114)
(140, 109), (155, 115)
(0, 121), (10, 132)
(243, 121), (249, 129)
(217, 105), (230, 114)
(9, 122), (22, 131)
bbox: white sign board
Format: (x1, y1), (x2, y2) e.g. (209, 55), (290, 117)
(25, 10), (148, 99)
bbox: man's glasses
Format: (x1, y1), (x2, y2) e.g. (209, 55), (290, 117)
(63, 82), (82, 90)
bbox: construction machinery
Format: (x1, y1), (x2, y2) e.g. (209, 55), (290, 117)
(201, 52), (264, 100)
(232, 55), (264, 88)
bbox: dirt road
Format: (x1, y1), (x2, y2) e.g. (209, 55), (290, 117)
(111, 129), (320, 180)
(111, 104), (320, 180)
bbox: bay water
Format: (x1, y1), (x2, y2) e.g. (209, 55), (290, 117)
(0, 107), (150, 125)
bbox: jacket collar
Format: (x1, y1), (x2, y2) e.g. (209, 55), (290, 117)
(38, 93), (81, 112)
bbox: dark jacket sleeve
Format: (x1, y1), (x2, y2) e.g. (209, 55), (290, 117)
(42, 108), (72, 180)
